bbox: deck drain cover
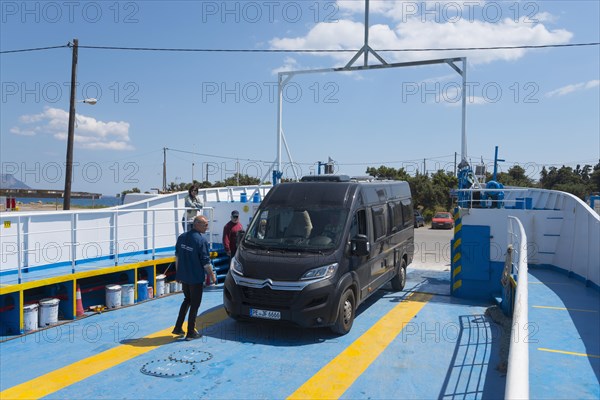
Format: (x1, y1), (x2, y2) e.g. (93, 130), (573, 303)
(140, 359), (196, 378)
(169, 349), (213, 364)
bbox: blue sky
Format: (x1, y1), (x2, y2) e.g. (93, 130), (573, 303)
(1, 0), (599, 195)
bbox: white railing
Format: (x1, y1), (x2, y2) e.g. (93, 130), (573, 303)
(457, 187), (545, 210)
(505, 216), (529, 400)
(0, 206), (214, 283)
(458, 187), (599, 287)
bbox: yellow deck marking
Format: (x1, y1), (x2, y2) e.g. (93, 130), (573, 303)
(538, 347), (600, 359)
(287, 292), (432, 400)
(533, 305), (598, 313)
(452, 280), (462, 291)
(453, 238), (461, 250)
(0, 307), (228, 400)
(452, 265), (462, 278)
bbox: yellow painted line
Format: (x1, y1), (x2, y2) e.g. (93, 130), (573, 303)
(287, 292), (432, 400)
(453, 252), (461, 264)
(510, 275), (517, 288)
(0, 307), (228, 400)
(454, 223), (462, 234)
(0, 257), (176, 295)
(533, 305), (598, 313)
(452, 265), (461, 278)
(538, 347), (600, 359)
(452, 280), (462, 291)
(453, 237), (461, 250)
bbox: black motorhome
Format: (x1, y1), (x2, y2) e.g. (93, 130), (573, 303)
(223, 175), (414, 334)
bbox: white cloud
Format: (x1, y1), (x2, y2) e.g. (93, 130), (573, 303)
(535, 12), (558, 23)
(271, 57), (301, 75)
(271, 2), (572, 65)
(546, 80), (600, 97)
(10, 127), (36, 136)
(11, 107), (133, 150)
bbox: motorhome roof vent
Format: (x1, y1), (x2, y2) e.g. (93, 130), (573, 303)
(350, 176), (375, 182)
(300, 175), (351, 182)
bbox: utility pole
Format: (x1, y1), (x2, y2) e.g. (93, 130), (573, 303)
(162, 147), (167, 192)
(63, 38), (78, 210)
(192, 162), (195, 183)
(454, 152), (457, 176)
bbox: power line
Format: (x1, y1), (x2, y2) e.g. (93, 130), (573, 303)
(0, 44), (69, 54)
(2, 42), (598, 55)
(167, 148), (458, 167)
(80, 42), (600, 52)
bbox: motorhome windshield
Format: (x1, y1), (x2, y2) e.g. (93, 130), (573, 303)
(244, 207), (348, 251)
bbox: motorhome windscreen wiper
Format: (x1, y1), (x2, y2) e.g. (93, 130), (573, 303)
(243, 239), (269, 250)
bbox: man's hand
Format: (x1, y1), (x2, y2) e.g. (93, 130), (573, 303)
(204, 264), (217, 285)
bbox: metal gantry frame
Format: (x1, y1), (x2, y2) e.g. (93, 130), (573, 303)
(265, 0), (468, 184)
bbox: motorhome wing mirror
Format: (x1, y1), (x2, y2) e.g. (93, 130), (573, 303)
(351, 234), (370, 256)
(236, 230), (246, 246)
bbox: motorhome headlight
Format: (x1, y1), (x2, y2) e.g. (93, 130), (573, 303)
(230, 257), (244, 276)
(300, 263), (338, 280)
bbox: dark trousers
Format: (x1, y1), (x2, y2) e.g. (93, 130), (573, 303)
(174, 282), (204, 335)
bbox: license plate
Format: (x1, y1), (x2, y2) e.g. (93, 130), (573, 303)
(250, 308), (281, 320)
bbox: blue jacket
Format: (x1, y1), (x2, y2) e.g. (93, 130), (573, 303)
(175, 230), (210, 284)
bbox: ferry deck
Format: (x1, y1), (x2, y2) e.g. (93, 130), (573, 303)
(0, 186), (598, 399)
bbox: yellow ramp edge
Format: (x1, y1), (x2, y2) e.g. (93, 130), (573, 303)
(0, 307), (228, 400)
(288, 292), (432, 400)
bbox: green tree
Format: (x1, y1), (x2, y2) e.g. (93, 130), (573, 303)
(539, 165), (594, 200)
(121, 187), (140, 197)
(591, 161), (600, 193)
(366, 166), (410, 181)
(410, 172), (436, 218)
(430, 170), (458, 211)
(496, 165), (536, 187)
(218, 173), (261, 187)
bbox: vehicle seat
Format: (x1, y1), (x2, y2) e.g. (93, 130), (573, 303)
(284, 211), (313, 238)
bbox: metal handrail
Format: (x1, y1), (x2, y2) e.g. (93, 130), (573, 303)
(505, 216), (529, 399)
(0, 206), (214, 282)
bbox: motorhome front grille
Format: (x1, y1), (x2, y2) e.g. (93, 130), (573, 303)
(241, 286), (296, 308)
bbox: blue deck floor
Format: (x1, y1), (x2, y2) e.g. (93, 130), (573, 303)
(0, 266), (597, 399)
(0, 269), (507, 399)
(528, 267), (600, 399)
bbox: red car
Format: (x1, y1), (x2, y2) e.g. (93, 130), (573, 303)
(431, 212), (454, 229)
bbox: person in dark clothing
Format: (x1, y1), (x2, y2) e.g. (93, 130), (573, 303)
(222, 210), (243, 257)
(172, 215), (216, 340)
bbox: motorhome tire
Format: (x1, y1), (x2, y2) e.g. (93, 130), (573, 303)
(331, 288), (355, 335)
(391, 259), (407, 291)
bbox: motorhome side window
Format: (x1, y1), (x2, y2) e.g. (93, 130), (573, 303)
(389, 201), (403, 233)
(372, 206), (387, 242)
(401, 200), (413, 228)
(349, 209), (367, 238)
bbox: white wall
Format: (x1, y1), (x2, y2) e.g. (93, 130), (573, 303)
(462, 189), (600, 286)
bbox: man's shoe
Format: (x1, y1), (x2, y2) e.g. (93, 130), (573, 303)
(171, 328), (185, 336)
(184, 331), (201, 341)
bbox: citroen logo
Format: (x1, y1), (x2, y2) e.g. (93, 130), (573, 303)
(262, 279), (274, 288)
